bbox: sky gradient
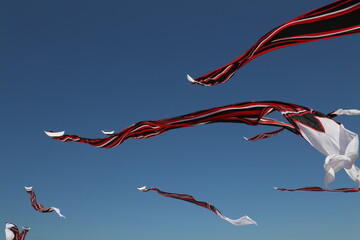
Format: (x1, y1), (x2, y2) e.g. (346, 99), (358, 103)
(1, 0), (359, 239)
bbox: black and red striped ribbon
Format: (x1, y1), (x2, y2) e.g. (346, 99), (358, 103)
(138, 186), (257, 226)
(189, 0), (360, 86)
(25, 187), (65, 218)
(274, 186), (360, 192)
(46, 101), (323, 148)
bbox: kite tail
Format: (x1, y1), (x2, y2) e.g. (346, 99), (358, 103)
(44, 120), (175, 148)
(44, 131), (123, 148)
(244, 128), (285, 141)
(25, 186), (52, 212)
(188, 0), (360, 86)
(274, 186), (360, 193)
(220, 215), (258, 226)
(327, 108), (360, 118)
(25, 186), (66, 219)
(45, 101), (301, 149)
(137, 186), (257, 226)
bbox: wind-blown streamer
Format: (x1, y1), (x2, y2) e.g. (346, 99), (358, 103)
(137, 186), (257, 226)
(274, 186), (360, 192)
(45, 101), (359, 188)
(25, 186), (66, 219)
(5, 223), (30, 240)
(44, 101), (306, 148)
(187, 0), (360, 86)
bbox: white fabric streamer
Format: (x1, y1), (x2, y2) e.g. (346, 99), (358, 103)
(221, 215), (258, 226)
(297, 116), (359, 188)
(332, 109), (360, 116)
(51, 207), (66, 219)
(5, 223), (15, 240)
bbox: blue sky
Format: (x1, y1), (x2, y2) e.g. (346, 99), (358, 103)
(1, 0), (359, 239)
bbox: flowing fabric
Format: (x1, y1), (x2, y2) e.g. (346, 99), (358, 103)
(296, 116), (359, 188)
(5, 223), (30, 240)
(45, 101), (360, 188)
(274, 186), (360, 192)
(137, 186), (257, 226)
(25, 186), (66, 219)
(44, 101), (308, 148)
(187, 0), (360, 86)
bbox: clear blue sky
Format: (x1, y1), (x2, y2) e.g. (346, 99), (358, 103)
(1, 0), (359, 239)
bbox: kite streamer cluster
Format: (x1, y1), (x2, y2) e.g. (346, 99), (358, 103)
(45, 101), (360, 189)
(4, 0), (360, 236)
(40, 0), (360, 229)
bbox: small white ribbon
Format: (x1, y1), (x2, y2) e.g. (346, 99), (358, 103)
(332, 109), (360, 116)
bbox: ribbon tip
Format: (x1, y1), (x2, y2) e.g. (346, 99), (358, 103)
(44, 131), (65, 137)
(101, 130), (114, 135)
(137, 186), (147, 191)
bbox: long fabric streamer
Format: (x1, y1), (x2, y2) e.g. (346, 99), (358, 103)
(274, 186), (360, 192)
(45, 101), (343, 148)
(44, 101), (314, 148)
(187, 0), (360, 86)
(45, 101), (360, 189)
(137, 186), (257, 226)
(25, 186), (66, 219)
(5, 223), (30, 240)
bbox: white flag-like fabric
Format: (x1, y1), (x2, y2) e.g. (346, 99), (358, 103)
(297, 115), (359, 188)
